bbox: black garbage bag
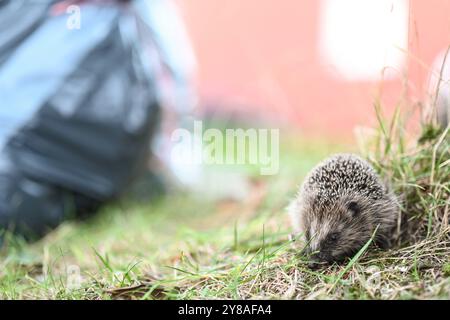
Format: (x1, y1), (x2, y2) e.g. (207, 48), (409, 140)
(0, 1), (160, 241)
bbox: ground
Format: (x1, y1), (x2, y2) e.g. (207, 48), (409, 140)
(0, 132), (449, 300)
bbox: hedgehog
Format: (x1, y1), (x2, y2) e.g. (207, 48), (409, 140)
(288, 153), (399, 266)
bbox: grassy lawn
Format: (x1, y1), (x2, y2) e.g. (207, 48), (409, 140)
(0, 121), (449, 299)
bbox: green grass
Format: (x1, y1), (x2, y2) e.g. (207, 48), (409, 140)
(0, 112), (448, 299)
(0, 137), (343, 299)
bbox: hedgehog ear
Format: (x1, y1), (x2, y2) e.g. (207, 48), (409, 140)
(347, 201), (360, 217)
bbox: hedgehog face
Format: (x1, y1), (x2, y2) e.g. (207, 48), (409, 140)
(300, 196), (375, 266)
(288, 154), (399, 267)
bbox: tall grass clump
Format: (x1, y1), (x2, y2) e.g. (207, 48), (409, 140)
(361, 100), (449, 246)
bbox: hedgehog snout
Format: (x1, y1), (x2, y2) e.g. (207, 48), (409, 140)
(307, 250), (334, 268)
(304, 229), (342, 267)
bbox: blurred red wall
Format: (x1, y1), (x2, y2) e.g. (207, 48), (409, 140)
(177, 0), (450, 138)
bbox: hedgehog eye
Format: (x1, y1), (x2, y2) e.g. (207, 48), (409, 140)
(327, 232), (339, 244)
(348, 201), (360, 217)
